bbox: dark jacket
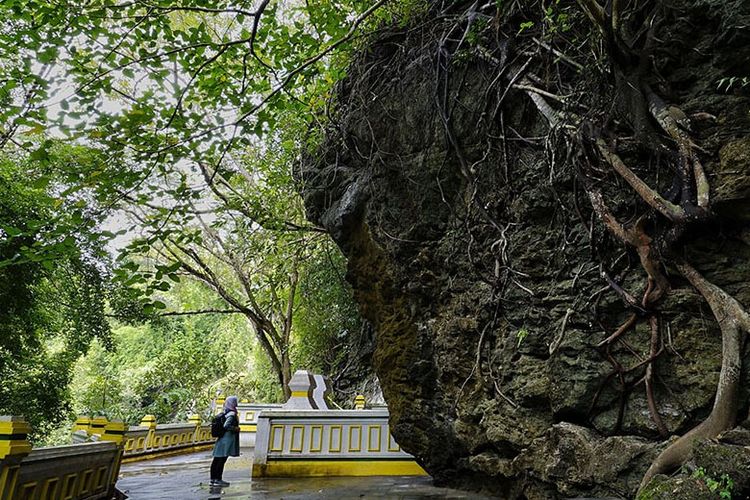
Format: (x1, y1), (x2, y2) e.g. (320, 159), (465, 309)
(212, 410), (240, 457)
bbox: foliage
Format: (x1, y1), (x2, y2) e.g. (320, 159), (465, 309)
(293, 243), (363, 375)
(692, 467), (734, 499)
(518, 20), (535, 34)
(517, 0), (571, 36)
(232, 346), (285, 403)
(543, 0), (572, 34)
(0, 0), (394, 434)
(71, 306), (252, 424)
(516, 328), (529, 348)
(367, 0), (430, 28)
(0, 152), (111, 440)
(0, 0), (390, 170)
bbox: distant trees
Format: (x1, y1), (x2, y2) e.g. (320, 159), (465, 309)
(0, 0), (387, 431)
(0, 149), (111, 438)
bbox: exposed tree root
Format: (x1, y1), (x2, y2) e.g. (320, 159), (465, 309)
(645, 315), (668, 437)
(565, 1), (749, 490)
(471, 4), (750, 496)
(638, 261), (750, 492)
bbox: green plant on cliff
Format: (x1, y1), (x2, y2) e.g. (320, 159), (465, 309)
(368, 0), (429, 28)
(515, 328), (529, 348)
(691, 468), (734, 499)
(543, 0), (572, 34)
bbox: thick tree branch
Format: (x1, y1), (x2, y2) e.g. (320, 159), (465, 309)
(586, 189), (629, 243)
(159, 309), (242, 316)
(596, 140), (685, 221)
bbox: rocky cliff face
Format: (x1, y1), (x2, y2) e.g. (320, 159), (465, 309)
(300, 1), (750, 497)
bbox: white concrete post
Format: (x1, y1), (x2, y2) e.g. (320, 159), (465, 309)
(284, 370), (316, 409)
(312, 374), (332, 410)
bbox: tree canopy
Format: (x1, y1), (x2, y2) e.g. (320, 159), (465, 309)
(0, 0), (407, 437)
(0, 149), (111, 437)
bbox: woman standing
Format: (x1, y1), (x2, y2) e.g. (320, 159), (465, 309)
(210, 395), (240, 487)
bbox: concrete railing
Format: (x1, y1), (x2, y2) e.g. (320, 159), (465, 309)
(236, 402), (283, 447)
(0, 415), (124, 500)
(251, 370), (426, 477)
(72, 414), (214, 462)
(214, 398), (284, 447)
(252, 408), (427, 477)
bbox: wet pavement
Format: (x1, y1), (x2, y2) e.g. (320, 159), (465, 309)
(117, 449), (493, 499)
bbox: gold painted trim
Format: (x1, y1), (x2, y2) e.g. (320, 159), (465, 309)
(19, 481), (37, 498)
(290, 425), (305, 453)
(328, 425), (342, 453)
(95, 466), (108, 489)
(62, 473), (77, 500)
(41, 477), (59, 498)
(239, 424), (257, 432)
(270, 425), (286, 452)
(0, 465), (21, 499)
(78, 469), (94, 495)
(252, 460), (428, 478)
(309, 425), (323, 452)
(290, 391), (308, 397)
(367, 425), (382, 452)
(348, 425), (362, 452)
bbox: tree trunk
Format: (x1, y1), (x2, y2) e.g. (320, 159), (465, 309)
(281, 350), (292, 400)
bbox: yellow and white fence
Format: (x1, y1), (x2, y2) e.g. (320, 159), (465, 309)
(73, 414), (214, 463)
(251, 408), (426, 477)
(0, 415), (124, 500)
(251, 370), (426, 477)
(236, 403), (282, 447)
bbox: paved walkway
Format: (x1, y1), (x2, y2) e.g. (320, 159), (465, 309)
(117, 450), (492, 499)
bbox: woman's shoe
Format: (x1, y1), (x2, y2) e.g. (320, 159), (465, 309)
(213, 480), (230, 487)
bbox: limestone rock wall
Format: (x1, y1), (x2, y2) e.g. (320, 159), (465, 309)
(300, 1), (750, 497)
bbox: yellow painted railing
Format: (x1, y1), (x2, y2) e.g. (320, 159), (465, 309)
(1, 412), (224, 499)
(0, 415), (124, 500)
(73, 414), (214, 463)
(251, 376), (426, 478)
(236, 402), (283, 447)
(252, 408), (426, 477)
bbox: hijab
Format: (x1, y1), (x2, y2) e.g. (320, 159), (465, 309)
(224, 395), (238, 413)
